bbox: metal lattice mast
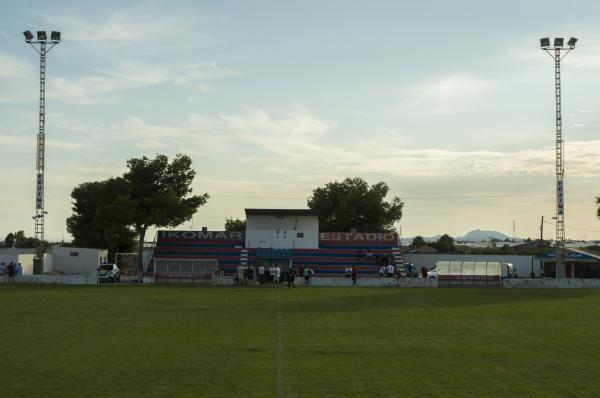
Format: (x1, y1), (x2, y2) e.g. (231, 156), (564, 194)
(34, 41), (47, 257)
(24, 30), (60, 273)
(554, 48), (565, 246)
(540, 36), (576, 278)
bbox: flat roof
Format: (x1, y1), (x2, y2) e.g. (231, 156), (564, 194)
(245, 208), (320, 217)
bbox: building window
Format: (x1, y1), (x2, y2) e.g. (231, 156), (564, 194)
(297, 232), (304, 238)
(70, 252), (79, 257)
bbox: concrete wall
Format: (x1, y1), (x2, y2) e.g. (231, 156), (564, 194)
(404, 254), (538, 278)
(294, 276), (437, 288)
(52, 247), (107, 275)
(503, 278), (600, 288)
(0, 274), (98, 284)
(246, 215), (319, 249)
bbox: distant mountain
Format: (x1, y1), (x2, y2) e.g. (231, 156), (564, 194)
(401, 229), (515, 245)
(456, 229), (513, 242)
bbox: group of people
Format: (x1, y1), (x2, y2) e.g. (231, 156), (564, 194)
(1, 262), (22, 282)
(233, 264), (315, 288)
(376, 262), (422, 278)
(257, 264), (282, 285)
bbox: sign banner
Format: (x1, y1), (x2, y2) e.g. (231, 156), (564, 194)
(557, 180), (564, 215)
(320, 232), (398, 242)
(36, 173), (43, 209)
(159, 230), (244, 240)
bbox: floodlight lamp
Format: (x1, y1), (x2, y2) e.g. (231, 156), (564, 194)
(540, 37), (550, 48)
(37, 31), (47, 41)
(554, 37), (564, 47)
(23, 30), (34, 42)
(51, 31), (61, 42)
(567, 37), (577, 48)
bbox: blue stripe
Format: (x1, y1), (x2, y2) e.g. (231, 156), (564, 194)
(294, 252), (393, 258)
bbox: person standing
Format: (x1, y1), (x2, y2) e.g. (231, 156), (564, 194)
(288, 266), (296, 288)
(269, 265), (275, 284)
(258, 264), (265, 284)
(303, 266), (313, 282)
(247, 266), (254, 285)
(351, 265), (358, 287)
(274, 265), (281, 285)
(406, 263), (414, 278)
(7, 262), (16, 282)
(236, 265), (245, 286)
(379, 264), (385, 278)
(386, 263), (394, 278)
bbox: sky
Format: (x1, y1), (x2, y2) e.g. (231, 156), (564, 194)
(1, 0), (600, 242)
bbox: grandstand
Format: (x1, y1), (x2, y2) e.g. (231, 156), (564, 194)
(146, 208), (404, 282)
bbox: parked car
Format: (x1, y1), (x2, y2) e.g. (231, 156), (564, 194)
(427, 268), (437, 279)
(96, 263), (120, 283)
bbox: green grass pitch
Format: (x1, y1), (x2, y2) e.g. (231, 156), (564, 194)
(1, 284), (600, 397)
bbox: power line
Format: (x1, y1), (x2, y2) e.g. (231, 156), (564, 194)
(543, 220), (600, 233)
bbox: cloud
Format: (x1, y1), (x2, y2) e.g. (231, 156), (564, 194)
(0, 51), (37, 103)
(50, 61), (239, 104)
(0, 52), (32, 79)
(566, 50), (600, 68)
(23, 104), (600, 183)
(399, 74), (497, 114)
(174, 62), (241, 84)
(0, 133), (89, 151)
(44, 8), (210, 47)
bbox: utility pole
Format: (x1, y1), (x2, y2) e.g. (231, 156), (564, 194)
(23, 30), (61, 274)
(512, 220), (516, 241)
(540, 36), (577, 279)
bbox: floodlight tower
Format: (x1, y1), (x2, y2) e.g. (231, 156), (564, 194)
(23, 30), (61, 274)
(540, 36), (577, 278)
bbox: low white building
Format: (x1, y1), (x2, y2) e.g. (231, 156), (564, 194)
(244, 208), (320, 249)
(0, 246), (108, 275)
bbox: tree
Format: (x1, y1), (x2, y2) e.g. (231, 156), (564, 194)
(411, 235), (426, 248)
(67, 177), (137, 260)
(14, 230), (36, 248)
(436, 234), (455, 253)
(225, 218), (246, 232)
(597, 196), (600, 220)
(123, 154), (208, 275)
(4, 233), (15, 248)
(307, 177), (403, 232)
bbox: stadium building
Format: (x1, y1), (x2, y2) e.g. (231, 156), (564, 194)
(147, 208), (402, 281)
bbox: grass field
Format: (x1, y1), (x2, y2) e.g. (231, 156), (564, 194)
(1, 284), (600, 397)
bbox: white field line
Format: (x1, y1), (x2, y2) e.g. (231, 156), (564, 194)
(277, 287), (284, 398)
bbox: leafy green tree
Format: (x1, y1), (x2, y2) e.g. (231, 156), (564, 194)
(597, 196), (600, 220)
(4, 232), (15, 248)
(436, 234), (455, 253)
(14, 230), (36, 248)
(225, 218), (246, 232)
(307, 177), (403, 232)
(67, 177), (137, 260)
(411, 235), (426, 248)
(123, 154), (209, 274)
